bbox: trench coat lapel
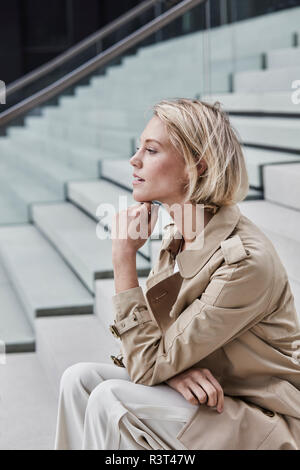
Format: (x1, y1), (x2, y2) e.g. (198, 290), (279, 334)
(144, 204), (242, 331)
(175, 203), (242, 278)
(153, 203), (242, 281)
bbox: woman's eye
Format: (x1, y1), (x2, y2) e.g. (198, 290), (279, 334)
(135, 147), (156, 154)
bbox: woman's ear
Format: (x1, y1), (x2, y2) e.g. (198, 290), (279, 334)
(197, 159), (207, 177)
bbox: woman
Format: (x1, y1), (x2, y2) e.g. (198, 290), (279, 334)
(54, 98), (300, 450)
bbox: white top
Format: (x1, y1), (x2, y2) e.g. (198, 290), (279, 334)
(174, 238), (184, 273)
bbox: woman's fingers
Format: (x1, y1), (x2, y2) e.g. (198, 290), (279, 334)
(186, 383), (208, 405)
(177, 383), (203, 406)
(166, 368), (224, 413)
(203, 369), (224, 413)
(187, 378), (217, 407)
(184, 371), (224, 413)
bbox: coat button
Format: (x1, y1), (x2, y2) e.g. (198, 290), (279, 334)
(110, 355), (125, 367)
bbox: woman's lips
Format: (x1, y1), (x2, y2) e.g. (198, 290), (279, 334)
(132, 179), (145, 185)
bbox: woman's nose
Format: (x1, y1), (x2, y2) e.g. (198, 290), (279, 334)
(130, 152), (141, 167)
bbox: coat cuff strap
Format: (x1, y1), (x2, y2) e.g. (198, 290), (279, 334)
(110, 286), (153, 337)
(110, 308), (152, 337)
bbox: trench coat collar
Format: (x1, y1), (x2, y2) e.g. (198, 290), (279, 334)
(160, 203), (242, 279)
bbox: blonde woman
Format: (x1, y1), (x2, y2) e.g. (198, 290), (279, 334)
(54, 98), (300, 450)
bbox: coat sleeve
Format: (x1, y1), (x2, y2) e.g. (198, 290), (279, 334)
(111, 253), (275, 386)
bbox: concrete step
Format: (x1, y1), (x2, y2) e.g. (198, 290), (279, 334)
(40, 106), (149, 133)
(100, 158), (136, 189)
(0, 138), (92, 199)
(111, 54), (262, 83)
(0, 260), (35, 353)
(0, 352), (58, 450)
(78, 74), (204, 95)
(58, 92), (182, 113)
(31, 201), (151, 292)
(246, 188), (263, 200)
(67, 178), (134, 221)
(138, 6), (299, 61)
(0, 224), (93, 327)
(7, 128), (118, 175)
(234, 66), (300, 92)
(120, 49), (206, 69)
(10, 120), (136, 156)
(266, 46), (300, 69)
(202, 91), (300, 114)
(0, 185), (27, 226)
(230, 116), (300, 151)
(92, 70), (225, 95)
(66, 178), (151, 260)
(263, 163), (300, 211)
(0, 156), (60, 222)
(35, 313), (120, 398)
(5, 125), (105, 176)
(243, 146), (300, 189)
(238, 200), (300, 284)
(58, 94), (150, 114)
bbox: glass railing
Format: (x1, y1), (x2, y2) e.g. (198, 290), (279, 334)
(200, 0), (300, 97)
(1, 0), (209, 117)
(200, 0), (300, 198)
(0, 0), (208, 228)
(1, 0), (299, 228)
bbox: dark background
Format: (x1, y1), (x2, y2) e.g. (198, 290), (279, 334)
(1, 0), (300, 85)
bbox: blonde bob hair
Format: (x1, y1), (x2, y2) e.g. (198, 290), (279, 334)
(149, 98), (249, 215)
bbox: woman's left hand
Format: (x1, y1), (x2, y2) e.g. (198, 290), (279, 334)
(112, 202), (159, 258)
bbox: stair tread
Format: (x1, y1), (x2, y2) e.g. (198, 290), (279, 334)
(0, 138), (91, 182)
(238, 200), (300, 241)
(69, 176), (173, 237)
(0, 262), (35, 352)
(264, 162), (300, 175)
(35, 313), (120, 395)
(236, 64), (300, 78)
(31, 201), (151, 286)
(0, 224), (93, 321)
(202, 91), (300, 113)
(0, 158), (59, 203)
(67, 178), (134, 219)
(0, 186), (26, 225)
(0, 351), (58, 449)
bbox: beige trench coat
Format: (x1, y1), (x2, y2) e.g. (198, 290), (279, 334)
(109, 203), (300, 450)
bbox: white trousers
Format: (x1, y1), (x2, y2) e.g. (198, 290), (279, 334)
(54, 362), (199, 450)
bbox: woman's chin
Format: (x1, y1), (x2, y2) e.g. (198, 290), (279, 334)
(132, 191), (154, 203)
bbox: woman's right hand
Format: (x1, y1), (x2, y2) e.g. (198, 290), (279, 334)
(165, 367), (224, 413)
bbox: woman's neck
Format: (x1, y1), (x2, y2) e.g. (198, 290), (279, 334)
(180, 206), (214, 251)
(165, 202), (215, 251)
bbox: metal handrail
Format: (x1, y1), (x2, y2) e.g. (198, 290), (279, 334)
(6, 0), (162, 97)
(0, 0), (207, 128)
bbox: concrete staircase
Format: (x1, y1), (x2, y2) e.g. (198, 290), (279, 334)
(1, 5), (300, 449)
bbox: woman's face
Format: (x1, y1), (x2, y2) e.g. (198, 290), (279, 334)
(130, 115), (190, 206)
